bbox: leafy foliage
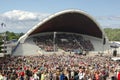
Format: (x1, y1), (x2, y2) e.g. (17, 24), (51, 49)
(0, 31), (24, 41)
(104, 28), (120, 41)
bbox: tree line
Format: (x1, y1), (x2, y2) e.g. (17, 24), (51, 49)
(0, 31), (24, 41)
(104, 28), (120, 41)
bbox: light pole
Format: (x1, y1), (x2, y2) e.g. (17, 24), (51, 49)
(1, 23), (6, 56)
(53, 32), (56, 53)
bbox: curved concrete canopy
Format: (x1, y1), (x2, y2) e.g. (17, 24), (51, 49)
(19, 9), (105, 43)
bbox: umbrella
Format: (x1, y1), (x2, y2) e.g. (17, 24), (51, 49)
(110, 42), (120, 48)
(110, 45), (119, 48)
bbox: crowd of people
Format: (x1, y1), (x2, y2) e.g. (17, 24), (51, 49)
(55, 33), (94, 52)
(33, 32), (94, 52)
(1, 32), (119, 80)
(33, 34), (54, 52)
(0, 53), (120, 80)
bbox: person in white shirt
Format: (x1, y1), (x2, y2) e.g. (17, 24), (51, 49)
(0, 72), (3, 80)
(78, 67), (85, 80)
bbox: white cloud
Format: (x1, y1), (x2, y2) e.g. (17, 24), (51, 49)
(0, 10), (50, 33)
(2, 10), (50, 21)
(96, 16), (120, 21)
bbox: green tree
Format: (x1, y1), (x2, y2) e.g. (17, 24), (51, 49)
(104, 28), (120, 41)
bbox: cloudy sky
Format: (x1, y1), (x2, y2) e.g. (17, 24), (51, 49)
(0, 0), (120, 33)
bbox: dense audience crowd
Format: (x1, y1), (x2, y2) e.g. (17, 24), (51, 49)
(0, 53), (120, 80)
(1, 32), (118, 80)
(33, 33), (94, 52)
(33, 34), (54, 52)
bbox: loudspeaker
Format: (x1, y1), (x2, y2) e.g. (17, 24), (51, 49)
(113, 50), (117, 56)
(103, 38), (106, 45)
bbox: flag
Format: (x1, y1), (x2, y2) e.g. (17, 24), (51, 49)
(1, 22), (6, 27)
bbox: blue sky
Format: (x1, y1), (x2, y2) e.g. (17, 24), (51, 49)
(0, 0), (120, 15)
(0, 0), (120, 32)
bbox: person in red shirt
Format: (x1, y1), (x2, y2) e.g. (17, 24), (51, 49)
(19, 71), (25, 80)
(117, 70), (120, 80)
